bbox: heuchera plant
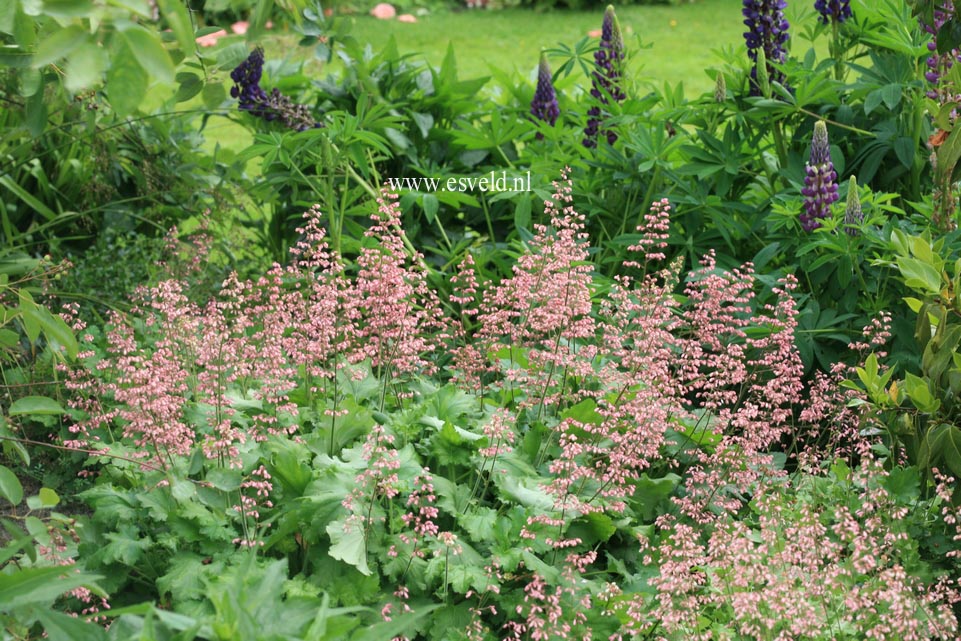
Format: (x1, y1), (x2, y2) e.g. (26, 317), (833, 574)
(60, 176), (961, 640)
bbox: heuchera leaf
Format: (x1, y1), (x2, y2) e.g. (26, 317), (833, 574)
(326, 518), (371, 576)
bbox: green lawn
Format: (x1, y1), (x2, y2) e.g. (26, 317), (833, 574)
(338, 0), (753, 96)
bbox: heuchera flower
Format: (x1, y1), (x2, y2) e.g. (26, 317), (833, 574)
(814, 0), (852, 24)
(921, 3), (961, 103)
(584, 5), (625, 148)
(530, 53), (560, 139)
(742, 0), (790, 95)
(801, 121), (839, 231)
(230, 48), (321, 131)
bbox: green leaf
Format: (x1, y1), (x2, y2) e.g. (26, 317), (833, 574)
(175, 72), (203, 103)
(0, 465), (23, 506)
(202, 82), (227, 109)
(156, 0), (195, 54)
(422, 193), (439, 224)
(106, 41), (147, 117)
(883, 466), (920, 503)
(36, 305), (79, 359)
(326, 518), (371, 576)
(904, 373), (939, 413)
(0, 566), (103, 611)
(25, 89), (47, 137)
(37, 610), (108, 641)
(65, 42), (107, 92)
(205, 467), (242, 492)
(1, 174), (56, 221)
(38, 487), (59, 508)
(0, 2), (15, 35)
(9, 396), (65, 416)
(896, 256), (942, 295)
(40, 0), (94, 18)
(32, 25), (87, 67)
(514, 195), (531, 231)
(106, 0), (153, 17)
(123, 26), (175, 83)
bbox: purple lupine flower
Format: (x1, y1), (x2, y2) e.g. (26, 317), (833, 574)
(584, 5), (625, 148)
(230, 48), (321, 132)
(843, 176), (862, 236)
(531, 53), (560, 139)
(742, 0), (790, 96)
(800, 121), (839, 231)
(814, 0), (852, 24)
(921, 3), (961, 104)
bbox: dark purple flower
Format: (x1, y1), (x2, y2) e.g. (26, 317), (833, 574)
(742, 0), (790, 96)
(584, 5), (625, 148)
(814, 0), (851, 24)
(921, 3), (961, 104)
(230, 48), (321, 132)
(800, 121), (839, 231)
(531, 53), (560, 139)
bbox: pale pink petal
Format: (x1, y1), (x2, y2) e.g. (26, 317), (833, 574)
(231, 21), (249, 35)
(196, 29), (227, 47)
(397, 13), (416, 22)
(370, 3), (396, 19)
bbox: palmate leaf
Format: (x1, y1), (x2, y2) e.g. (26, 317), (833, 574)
(326, 518), (371, 576)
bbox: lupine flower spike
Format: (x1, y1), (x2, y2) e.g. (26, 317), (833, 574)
(530, 52), (560, 139)
(742, 0), (790, 95)
(814, 0), (852, 24)
(843, 176), (863, 236)
(800, 121), (839, 231)
(584, 5), (625, 148)
(714, 73), (727, 103)
(921, 3), (961, 105)
(230, 47), (321, 131)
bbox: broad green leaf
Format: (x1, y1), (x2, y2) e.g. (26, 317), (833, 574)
(326, 519), (371, 576)
(205, 467), (242, 492)
(9, 396), (65, 416)
(106, 41), (147, 117)
(0, 566), (103, 611)
(32, 25), (87, 67)
(156, 0), (194, 54)
(175, 71), (203, 102)
(0, 465), (23, 505)
(37, 609), (108, 641)
(202, 81), (226, 109)
(123, 26), (174, 83)
(896, 256), (942, 295)
(65, 42), (107, 93)
(0, 2), (14, 35)
(106, 0), (152, 17)
(40, 0), (94, 18)
(36, 305), (79, 358)
(38, 487), (60, 508)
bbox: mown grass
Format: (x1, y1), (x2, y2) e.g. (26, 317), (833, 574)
(341, 0), (748, 96)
